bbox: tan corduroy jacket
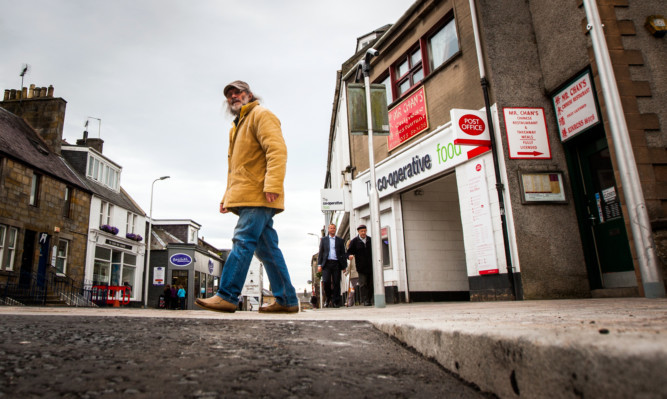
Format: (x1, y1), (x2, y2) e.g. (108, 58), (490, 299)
(221, 101), (287, 214)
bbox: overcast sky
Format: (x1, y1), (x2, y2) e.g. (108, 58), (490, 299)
(0, 0), (412, 293)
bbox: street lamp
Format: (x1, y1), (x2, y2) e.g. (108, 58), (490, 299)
(143, 176), (170, 307)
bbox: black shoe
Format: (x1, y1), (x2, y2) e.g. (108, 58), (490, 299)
(333, 303), (340, 308)
(364, 301), (372, 306)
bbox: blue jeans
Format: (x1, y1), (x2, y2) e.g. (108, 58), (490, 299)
(216, 207), (298, 307)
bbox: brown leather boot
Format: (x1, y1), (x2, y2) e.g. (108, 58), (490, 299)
(258, 301), (298, 314)
(195, 295), (237, 313)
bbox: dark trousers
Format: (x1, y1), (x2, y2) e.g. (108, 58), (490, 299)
(358, 271), (374, 304)
(322, 260), (342, 306)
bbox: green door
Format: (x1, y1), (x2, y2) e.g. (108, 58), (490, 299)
(568, 130), (634, 288)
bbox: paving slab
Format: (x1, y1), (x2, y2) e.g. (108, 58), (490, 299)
(1, 298), (665, 398)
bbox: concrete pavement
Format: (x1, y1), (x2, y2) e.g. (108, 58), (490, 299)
(1, 298), (666, 398)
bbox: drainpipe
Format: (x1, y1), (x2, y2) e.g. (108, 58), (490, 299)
(468, 0), (518, 300)
(583, 0), (665, 298)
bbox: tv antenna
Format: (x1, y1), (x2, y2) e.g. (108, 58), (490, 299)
(19, 64), (30, 90)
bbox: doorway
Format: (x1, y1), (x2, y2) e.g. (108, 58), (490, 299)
(19, 230), (36, 287)
(566, 129), (635, 289)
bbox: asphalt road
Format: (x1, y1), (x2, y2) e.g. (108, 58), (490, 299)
(0, 315), (494, 398)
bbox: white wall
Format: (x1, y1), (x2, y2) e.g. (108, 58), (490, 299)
(401, 173), (468, 292)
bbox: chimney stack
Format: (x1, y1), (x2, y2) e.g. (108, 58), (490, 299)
(76, 130), (104, 153)
(0, 83), (66, 155)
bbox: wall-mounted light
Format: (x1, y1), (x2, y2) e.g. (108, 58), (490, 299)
(645, 15), (666, 38)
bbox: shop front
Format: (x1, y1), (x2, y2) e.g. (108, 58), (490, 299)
(351, 111), (519, 302)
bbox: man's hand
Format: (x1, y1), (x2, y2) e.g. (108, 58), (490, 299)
(348, 255), (354, 260)
(265, 192), (279, 203)
(317, 266), (322, 273)
(219, 203), (229, 214)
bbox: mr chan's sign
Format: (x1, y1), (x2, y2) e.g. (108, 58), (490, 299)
(170, 253), (193, 267)
(451, 109), (491, 146)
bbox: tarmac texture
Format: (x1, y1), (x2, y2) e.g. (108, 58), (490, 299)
(0, 316), (491, 399)
(1, 297), (666, 398)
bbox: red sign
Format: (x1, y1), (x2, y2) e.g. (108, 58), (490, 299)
(451, 108), (491, 146)
(387, 86), (429, 151)
(459, 114), (486, 136)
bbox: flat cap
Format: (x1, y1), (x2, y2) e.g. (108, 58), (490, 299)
(223, 80), (251, 97)
(357, 224), (367, 231)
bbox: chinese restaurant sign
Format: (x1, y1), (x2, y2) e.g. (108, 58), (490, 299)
(387, 86), (429, 151)
(552, 71), (600, 141)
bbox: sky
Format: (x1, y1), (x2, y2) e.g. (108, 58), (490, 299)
(0, 0), (412, 294)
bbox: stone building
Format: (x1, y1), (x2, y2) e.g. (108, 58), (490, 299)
(0, 86), (92, 299)
(326, 0), (666, 302)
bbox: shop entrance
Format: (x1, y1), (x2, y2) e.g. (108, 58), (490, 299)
(19, 230), (36, 287)
(400, 173), (469, 301)
(567, 128), (635, 289)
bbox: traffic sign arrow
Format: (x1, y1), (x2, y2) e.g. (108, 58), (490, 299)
(517, 151), (544, 156)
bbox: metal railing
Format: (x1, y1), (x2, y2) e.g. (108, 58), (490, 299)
(1, 266), (96, 307)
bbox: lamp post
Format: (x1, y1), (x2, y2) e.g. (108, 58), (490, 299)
(143, 176), (170, 308)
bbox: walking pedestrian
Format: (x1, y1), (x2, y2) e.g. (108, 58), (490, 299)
(317, 224), (348, 307)
(163, 284), (172, 309)
(195, 80), (299, 314)
(347, 224), (373, 306)
(177, 285), (186, 310)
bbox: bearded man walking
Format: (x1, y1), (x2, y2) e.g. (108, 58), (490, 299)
(196, 80), (299, 314)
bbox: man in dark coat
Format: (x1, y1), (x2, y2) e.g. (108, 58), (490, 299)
(317, 224), (347, 307)
(347, 224), (373, 306)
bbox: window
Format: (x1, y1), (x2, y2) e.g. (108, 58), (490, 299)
(29, 173), (41, 206)
(93, 246), (111, 285)
(126, 212), (137, 235)
(428, 18), (459, 72)
(87, 154), (120, 191)
(379, 75), (392, 107)
(99, 201), (113, 227)
(380, 16), (460, 104)
(395, 46), (423, 97)
(63, 187), (72, 218)
(55, 239), (69, 274)
(0, 226), (18, 271)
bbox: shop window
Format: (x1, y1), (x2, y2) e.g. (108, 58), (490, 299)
(122, 253), (136, 298)
(381, 227), (392, 268)
(29, 173), (41, 206)
(63, 186), (72, 218)
(427, 18), (459, 72)
(55, 239), (69, 274)
(93, 246), (111, 285)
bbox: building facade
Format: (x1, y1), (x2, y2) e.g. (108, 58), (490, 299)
(0, 86), (92, 301)
(327, 0), (666, 302)
(145, 219), (226, 309)
(61, 133), (148, 305)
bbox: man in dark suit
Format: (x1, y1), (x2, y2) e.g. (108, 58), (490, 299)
(347, 224), (373, 306)
(317, 223), (347, 307)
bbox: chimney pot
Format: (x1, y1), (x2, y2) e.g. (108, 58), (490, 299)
(9, 89), (17, 100)
(28, 84), (35, 98)
(47, 85), (54, 97)
(40, 87), (47, 97)
(3, 90), (9, 101)
(21, 87), (27, 99)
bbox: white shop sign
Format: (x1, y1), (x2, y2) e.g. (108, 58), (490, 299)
(552, 71), (600, 141)
(320, 188), (346, 211)
(465, 159), (498, 274)
(351, 124), (490, 209)
(503, 107), (551, 159)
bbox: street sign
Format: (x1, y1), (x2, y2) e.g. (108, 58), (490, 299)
(552, 71), (600, 142)
(503, 107), (551, 159)
(451, 108), (491, 146)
